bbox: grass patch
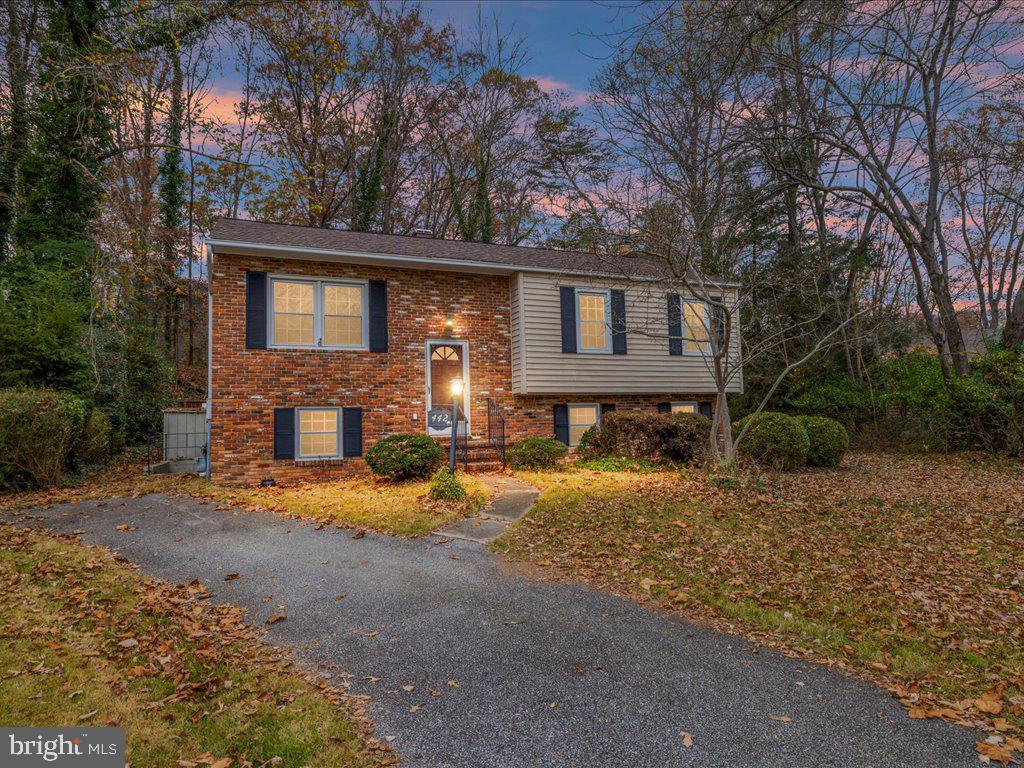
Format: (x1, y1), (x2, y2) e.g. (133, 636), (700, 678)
(574, 456), (667, 473)
(496, 452), (1024, 749)
(0, 524), (391, 767)
(0, 457), (490, 537)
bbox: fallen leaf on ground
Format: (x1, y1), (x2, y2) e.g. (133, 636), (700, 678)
(266, 614), (286, 624)
(976, 741), (1013, 764)
(770, 715), (792, 723)
(224, 573), (240, 581)
(681, 732), (694, 748)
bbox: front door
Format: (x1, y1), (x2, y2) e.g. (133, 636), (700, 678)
(427, 341), (469, 435)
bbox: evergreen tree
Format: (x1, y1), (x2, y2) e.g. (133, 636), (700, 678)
(13, 0), (111, 289)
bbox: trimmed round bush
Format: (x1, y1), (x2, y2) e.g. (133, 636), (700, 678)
(795, 415), (849, 468)
(365, 433), (444, 481)
(588, 411), (663, 459)
(581, 411), (711, 465)
(0, 387), (87, 489)
(506, 437), (568, 470)
(734, 411), (809, 471)
(428, 466), (466, 501)
(75, 408), (112, 466)
(661, 412), (712, 464)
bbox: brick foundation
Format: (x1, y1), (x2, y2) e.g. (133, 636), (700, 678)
(210, 252), (714, 485)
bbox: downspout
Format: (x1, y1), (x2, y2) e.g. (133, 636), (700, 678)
(205, 240), (213, 479)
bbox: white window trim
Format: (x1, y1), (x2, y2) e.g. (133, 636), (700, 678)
(294, 406), (342, 461)
(567, 401), (601, 447)
(682, 297), (711, 356)
(268, 274), (369, 351)
(575, 288), (612, 354)
(671, 401), (699, 414)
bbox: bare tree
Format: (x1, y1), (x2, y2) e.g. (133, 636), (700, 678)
(746, 0), (1024, 377)
(942, 101), (1024, 333)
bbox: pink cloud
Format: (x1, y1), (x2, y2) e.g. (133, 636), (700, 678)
(531, 75), (590, 107)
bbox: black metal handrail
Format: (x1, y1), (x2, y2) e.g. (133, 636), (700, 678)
(486, 397), (507, 469)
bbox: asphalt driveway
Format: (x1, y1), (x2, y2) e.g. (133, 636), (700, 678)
(10, 494), (978, 767)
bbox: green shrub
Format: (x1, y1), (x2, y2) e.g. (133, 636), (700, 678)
(586, 411), (662, 459)
(795, 415), (849, 468)
(0, 388), (87, 489)
(575, 425), (600, 460)
(974, 347), (1024, 455)
(583, 411), (711, 464)
(427, 466), (466, 501)
(734, 411), (809, 471)
(365, 433), (444, 481)
(75, 408), (112, 466)
(661, 412), (712, 464)
(789, 375), (872, 426)
(506, 437), (568, 470)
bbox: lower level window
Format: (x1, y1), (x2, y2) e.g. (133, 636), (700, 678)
(569, 403), (600, 446)
(671, 402), (698, 414)
(297, 408), (341, 459)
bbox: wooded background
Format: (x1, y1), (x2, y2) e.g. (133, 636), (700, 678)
(0, 0), (1022, 451)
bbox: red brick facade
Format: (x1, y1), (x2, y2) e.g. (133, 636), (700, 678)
(210, 252), (713, 484)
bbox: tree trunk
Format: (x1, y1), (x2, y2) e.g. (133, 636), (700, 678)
(1003, 289), (1024, 352)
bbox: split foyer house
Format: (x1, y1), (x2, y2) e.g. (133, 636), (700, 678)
(205, 219), (742, 484)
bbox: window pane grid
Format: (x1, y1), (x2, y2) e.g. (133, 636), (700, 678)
(568, 404), (599, 446)
(578, 292), (608, 351)
(671, 402), (698, 414)
(297, 408), (339, 459)
(270, 279), (366, 348)
(684, 301), (710, 352)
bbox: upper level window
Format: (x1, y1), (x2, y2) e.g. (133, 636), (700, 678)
(577, 290), (611, 353)
(273, 280), (315, 346)
(671, 401), (698, 414)
(270, 277), (367, 350)
(683, 300), (711, 355)
(323, 284), (363, 347)
(297, 407), (341, 459)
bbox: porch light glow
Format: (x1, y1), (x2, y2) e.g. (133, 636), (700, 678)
(444, 316), (455, 328)
(450, 377), (464, 397)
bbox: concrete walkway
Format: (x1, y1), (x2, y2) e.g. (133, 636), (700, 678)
(436, 474), (539, 543)
(8, 495), (978, 768)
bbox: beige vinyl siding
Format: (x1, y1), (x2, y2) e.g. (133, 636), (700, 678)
(510, 273), (526, 393)
(514, 272), (743, 395)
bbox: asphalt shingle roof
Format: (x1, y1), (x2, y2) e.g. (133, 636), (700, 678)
(208, 218), (665, 278)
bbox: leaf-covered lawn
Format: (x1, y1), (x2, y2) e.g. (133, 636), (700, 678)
(494, 451), (1024, 762)
(0, 524), (394, 767)
(0, 458), (491, 537)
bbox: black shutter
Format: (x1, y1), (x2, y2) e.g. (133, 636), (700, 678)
(657, 402), (671, 414)
(600, 403), (616, 417)
(245, 271), (267, 349)
(553, 404), (569, 445)
(710, 295), (725, 353)
(273, 408), (295, 460)
(342, 407), (363, 457)
(667, 293), (682, 356)
(699, 402), (713, 419)
(610, 289), (627, 354)
(368, 280), (388, 352)
(559, 286), (577, 353)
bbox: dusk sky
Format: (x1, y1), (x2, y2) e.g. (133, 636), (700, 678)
(207, 1), (641, 113)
